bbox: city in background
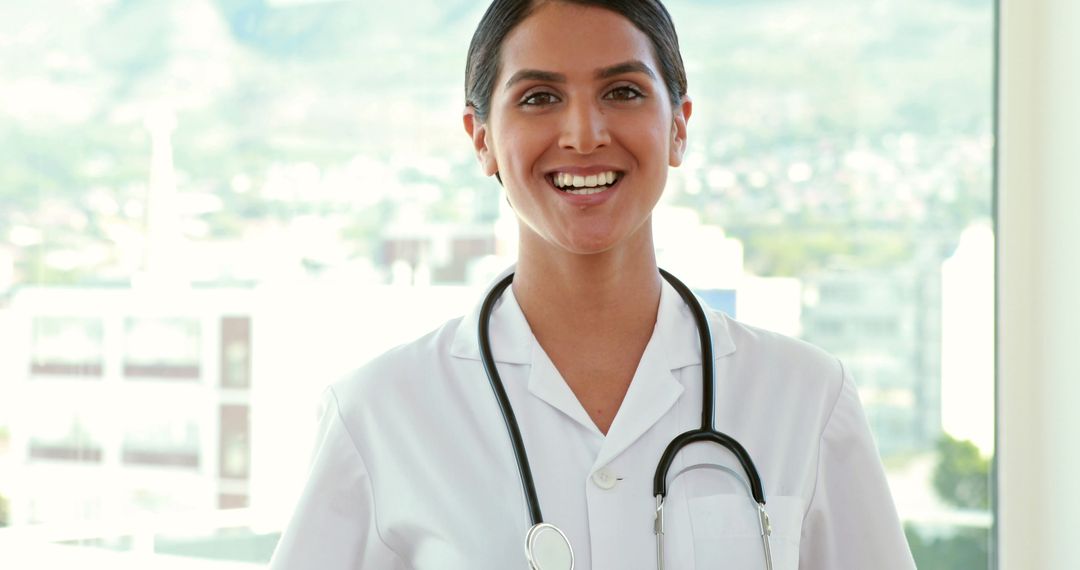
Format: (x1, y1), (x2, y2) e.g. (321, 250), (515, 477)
(0, 0), (994, 568)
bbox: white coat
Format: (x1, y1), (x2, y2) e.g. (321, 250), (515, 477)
(270, 273), (916, 569)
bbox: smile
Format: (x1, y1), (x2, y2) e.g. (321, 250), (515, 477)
(550, 171), (622, 196)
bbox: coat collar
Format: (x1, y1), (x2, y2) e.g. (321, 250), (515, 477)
(450, 265), (533, 364)
(449, 266), (738, 368)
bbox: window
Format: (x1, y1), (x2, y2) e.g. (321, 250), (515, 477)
(121, 407), (202, 469)
(220, 316), (251, 388)
(30, 317), (104, 377)
(0, 1), (995, 567)
(124, 317), (202, 380)
(27, 402), (104, 464)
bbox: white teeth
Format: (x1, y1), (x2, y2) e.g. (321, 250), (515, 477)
(564, 186), (607, 196)
(551, 170), (620, 189)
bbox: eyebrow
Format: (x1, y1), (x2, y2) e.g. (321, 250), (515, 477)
(503, 59), (658, 89)
(596, 60), (657, 81)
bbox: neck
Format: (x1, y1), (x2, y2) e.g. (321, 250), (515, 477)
(511, 225), (662, 349)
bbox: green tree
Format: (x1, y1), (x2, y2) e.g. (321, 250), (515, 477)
(906, 523), (990, 570)
(906, 434), (993, 569)
(933, 434), (991, 510)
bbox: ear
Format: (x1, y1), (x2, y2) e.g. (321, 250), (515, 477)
(668, 96), (693, 167)
(463, 106), (499, 177)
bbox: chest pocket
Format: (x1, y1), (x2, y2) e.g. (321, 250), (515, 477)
(687, 494), (804, 569)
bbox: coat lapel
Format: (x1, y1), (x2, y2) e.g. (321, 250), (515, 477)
(450, 270), (740, 470)
(593, 331), (684, 468)
(526, 343), (602, 435)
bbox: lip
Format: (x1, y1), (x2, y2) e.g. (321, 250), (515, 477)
(544, 165), (624, 177)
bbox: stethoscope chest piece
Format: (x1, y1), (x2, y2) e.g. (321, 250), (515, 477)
(525, 523), (574, 570)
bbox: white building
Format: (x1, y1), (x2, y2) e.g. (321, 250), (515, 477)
(5, 286), (257, 527)
(0, 277), (478, 563)
(801, 253), (945, 457)
(940, 223), (995, 454)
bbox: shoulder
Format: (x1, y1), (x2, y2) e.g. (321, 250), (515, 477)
(718, 311), (844, 385)
(329, 315), (467, 419)
(711, 310), (848, 427)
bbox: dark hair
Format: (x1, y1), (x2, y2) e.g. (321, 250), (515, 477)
(465, 0), (688, 123)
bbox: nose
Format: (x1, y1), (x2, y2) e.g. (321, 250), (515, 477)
(558, 99), (610, 154)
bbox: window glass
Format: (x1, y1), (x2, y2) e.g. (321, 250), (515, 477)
(121, 403), (201, 469)
(26, 397), (105, 464)
(220, 316), (251, 388)
(124, 317), (202, 379)
(0, 0), (995, 567)
(30, 317), (104, 377)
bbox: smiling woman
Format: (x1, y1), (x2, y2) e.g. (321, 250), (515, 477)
(0, 0), (997, 567)
(465, 2), (689, 270)
(268, 1), (915, 569)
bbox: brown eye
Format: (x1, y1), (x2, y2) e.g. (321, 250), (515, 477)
(604, 85), (645, 101)
(520, 92), (560, 107)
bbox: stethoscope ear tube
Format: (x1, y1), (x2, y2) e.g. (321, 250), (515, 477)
(478, 272), (545, 526)
(652, 269), (767, 506)
(652, 428), (766, 504)
(657, 269), (715, 430)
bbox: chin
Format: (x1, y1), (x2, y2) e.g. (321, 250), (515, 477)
(556, 233), (624, 256)
(524, 219), (646, 258)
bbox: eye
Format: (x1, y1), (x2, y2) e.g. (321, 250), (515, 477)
(519, 91), (561, 107)
(604, 85), (645, 102)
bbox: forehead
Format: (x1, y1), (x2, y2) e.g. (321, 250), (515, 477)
(498, 2), (658, 83)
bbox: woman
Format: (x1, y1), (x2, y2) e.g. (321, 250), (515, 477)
(270, 1), (915, 568)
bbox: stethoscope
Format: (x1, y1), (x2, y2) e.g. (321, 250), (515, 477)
(478, 269), (774, 570)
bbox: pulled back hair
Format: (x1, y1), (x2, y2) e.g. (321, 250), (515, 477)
(465, 0), (688, 123)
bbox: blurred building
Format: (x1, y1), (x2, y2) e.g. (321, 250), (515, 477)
(2, 278), (479, 535)
(381, 224), (496, 285)
(940, 223), (994, 454)
(801, 255), (944, 457)
(655, 207), (803, 337)
(5, 287), (256, 526)
(0, 245), (14, 295)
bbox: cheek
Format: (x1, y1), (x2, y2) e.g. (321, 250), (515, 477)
(495, 125), (551, 179)
(625, 122), (672, 170)
(617, 108), (670, 145)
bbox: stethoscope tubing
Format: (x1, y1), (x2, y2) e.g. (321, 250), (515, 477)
(478, 272), (545, 526)
(477, 268), (767, 535)
(657, 268), (716, 430)
(652, 268), (765, 504)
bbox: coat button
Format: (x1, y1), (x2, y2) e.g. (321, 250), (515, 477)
(592, 468), (618, 490)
